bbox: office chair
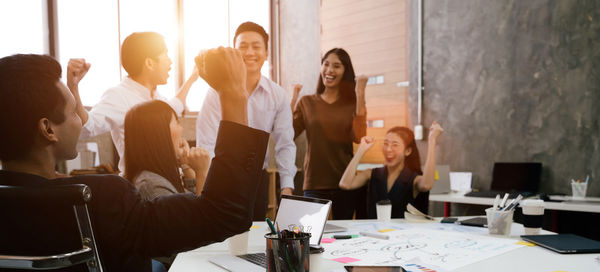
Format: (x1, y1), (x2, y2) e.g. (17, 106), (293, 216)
(0, 184), (103, 271)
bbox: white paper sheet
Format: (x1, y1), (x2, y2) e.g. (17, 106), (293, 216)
(322, 227), (522, 270)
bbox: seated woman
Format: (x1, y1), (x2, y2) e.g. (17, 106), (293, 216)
(339, 122), (444, 218)
(124, 100), (210, 200)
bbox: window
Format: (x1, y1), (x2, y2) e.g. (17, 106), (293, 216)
(11, 0), (272, 111)
(0, 1), (44, 56)
(183, 0), (271, 111)
(57, 1), (120, 106)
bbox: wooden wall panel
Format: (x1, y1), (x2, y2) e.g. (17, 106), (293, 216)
(320, 0), (410, 163)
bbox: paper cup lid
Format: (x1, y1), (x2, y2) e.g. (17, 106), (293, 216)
(521, 199), (544, 206)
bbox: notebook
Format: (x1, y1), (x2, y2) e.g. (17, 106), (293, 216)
(521, 234), (600, 254)
(429, 165), (451, 194)
(209, 195), (332, 271)
(465, 162), (542, 198)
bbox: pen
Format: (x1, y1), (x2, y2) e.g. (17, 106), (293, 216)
(503, 195), (523, 211)
(493, 194), (500, 210)
(266, 218), (277, 234)
(333, 235), (358, 239)
(500, 193), (509, 208)
(359, 231), (390, 240)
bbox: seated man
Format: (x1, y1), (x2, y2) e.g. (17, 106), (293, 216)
(0, 49), (264, 271)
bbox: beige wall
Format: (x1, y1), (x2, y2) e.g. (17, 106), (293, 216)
(320, 0), (410, 163)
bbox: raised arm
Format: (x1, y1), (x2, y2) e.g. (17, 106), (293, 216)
(414, 121), (444, 195)
(175, 65), (199, 107)
(355, 75), (367, 116)
(352, 75), (368, 143)
(66, 58), (91, 124)
(196, 47), (248, 125)
(290, 83), (302, 112)
(339, 136), (375, 190)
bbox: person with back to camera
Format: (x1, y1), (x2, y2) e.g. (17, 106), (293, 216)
(339, 122), (444, 218)
(124, 100), (211, 200)
(0, 47), (269, 271)
(291, 48), (369, 219)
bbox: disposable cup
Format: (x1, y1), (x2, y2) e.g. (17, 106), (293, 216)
(228, 231), (249, 255)
(376, 200), (392, 221)
(485, 208), (514, 236)
(521, 199), (544, 235)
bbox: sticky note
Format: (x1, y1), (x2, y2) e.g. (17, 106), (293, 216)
(516, 241), (536, 247)
(332, 257), (360, 264)
(321, 238), (336, 243)
(378, 228), (395, 233)
(250, 225), (259, 229)
(435, 170), (439, 180)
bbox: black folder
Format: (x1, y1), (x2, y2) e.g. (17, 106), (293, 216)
(521, 234), (600, 254)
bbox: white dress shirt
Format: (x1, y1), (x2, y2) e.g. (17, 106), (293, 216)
(80, 77), (184, 172)
(196, 76), (297, 190)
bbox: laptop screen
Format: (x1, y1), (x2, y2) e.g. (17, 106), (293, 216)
(275, 195), (331, 246)
(491, 162), (542, 192)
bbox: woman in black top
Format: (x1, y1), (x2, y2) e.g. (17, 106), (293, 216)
(339, 122), (444, 218)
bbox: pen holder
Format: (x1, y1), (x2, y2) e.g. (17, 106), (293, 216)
(265, 231), (311, 272)
(571, 182), (587, 199)
(485, 208), (514, 236)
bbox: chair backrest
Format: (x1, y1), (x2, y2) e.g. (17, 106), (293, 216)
(0, 184), (103, 271)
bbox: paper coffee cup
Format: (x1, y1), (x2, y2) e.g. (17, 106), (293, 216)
(376, 199), (392, 221)
(228, 231), (249, 255)
(521, 199), (544, 235)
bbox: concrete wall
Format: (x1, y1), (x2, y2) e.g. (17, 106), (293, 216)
(279, 0), (321, 170)
(409, 0), (600, 198)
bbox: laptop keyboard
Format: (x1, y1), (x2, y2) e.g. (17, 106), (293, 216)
(237, 253), (267, 268)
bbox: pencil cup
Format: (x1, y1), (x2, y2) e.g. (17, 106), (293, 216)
(485, 208), (514, 236)
(228, 231), (249, 255)
(376, 199), (392, 221)
(571, 182), (588, 199)
(521, 199), (544, 235)
(265, 231), (311, 272)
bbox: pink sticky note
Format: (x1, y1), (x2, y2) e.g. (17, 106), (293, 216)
(332, 257), (361, 264)
(321, 238), (336, 243)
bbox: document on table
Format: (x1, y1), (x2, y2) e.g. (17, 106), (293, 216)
(322, 228), (523, 270)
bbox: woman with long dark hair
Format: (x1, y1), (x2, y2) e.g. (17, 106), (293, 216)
(124, 100), (209, 200)
(291, 48), (368, 219)
(339, 122), (444, 218)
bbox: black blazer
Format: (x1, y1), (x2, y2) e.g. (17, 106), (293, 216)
(0, 121), (269, 271)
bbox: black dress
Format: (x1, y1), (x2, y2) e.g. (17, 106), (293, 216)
(367, 167), (429, 219)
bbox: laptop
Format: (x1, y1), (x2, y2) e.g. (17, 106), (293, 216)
(429, 165), (451, 194)
(209, 195), (332, 271)
(521, 234), (600, 254)
(465, 162), (542, 198)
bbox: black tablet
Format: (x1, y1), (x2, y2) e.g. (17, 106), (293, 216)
(344, 266), (406, 272)
(521, 234), (600, 254)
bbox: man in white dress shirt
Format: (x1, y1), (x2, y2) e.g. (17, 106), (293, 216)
(67, 32), (198, 172)
(196, 22), (296, 220)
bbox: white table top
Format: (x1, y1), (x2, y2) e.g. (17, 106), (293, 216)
(429, 192), (600, 213)
(169, 219), (600, 272)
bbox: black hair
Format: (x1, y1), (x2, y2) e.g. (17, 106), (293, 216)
(234, 21), (269, 50)
(316, 48), (357, 103)
(0, 54), (65, 161)
(121, 32), (167, 77)
(386, 127), (423, 175)
(124, 100), (184, 193)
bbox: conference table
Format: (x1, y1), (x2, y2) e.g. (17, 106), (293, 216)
(169, 219), (600, 272)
